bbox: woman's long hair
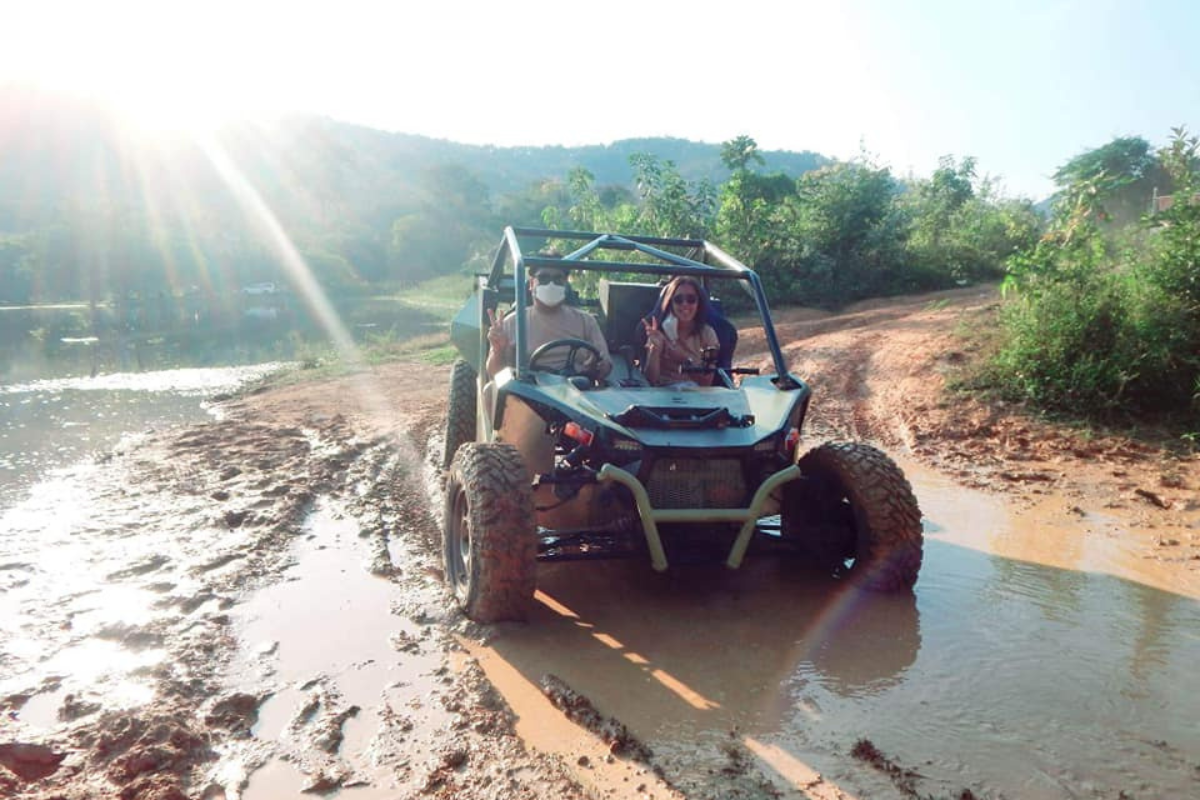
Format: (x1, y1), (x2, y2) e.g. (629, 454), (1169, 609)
(657, 276), (711, 328)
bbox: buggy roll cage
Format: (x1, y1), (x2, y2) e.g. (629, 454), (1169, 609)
(486, 227), (795, 385)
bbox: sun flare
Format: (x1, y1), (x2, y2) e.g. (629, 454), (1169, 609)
(5, 2), (280, 139)
(40, 48), (253, 140)
(96, 81), (230, 139)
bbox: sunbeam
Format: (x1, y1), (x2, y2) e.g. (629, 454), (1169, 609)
(197, 136), (359, 360)
(195, 133), (400, 424)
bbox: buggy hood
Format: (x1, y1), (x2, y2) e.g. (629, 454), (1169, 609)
(524, 377), (804, 449)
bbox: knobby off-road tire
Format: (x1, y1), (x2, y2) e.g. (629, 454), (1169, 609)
(786, 442), (923, 591)
(443, 443), (536, 622)
(442, 359), (477, 471)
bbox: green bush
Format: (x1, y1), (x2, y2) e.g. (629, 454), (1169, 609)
(989, 128), (1200, 418)
(994, 272), (1167, 411)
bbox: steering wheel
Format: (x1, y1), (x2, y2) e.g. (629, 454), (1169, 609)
(528, 337), (602, 377)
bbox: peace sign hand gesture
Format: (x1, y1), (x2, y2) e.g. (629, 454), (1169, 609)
(642, 316), (666, 353)
(487, 308), (509, 351)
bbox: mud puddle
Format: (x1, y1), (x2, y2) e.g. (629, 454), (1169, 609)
(0, 460), (179, 730)
(463, 460), (1200, 800)
(913, 461), (1200, 599)
(217, 500), (450, 799)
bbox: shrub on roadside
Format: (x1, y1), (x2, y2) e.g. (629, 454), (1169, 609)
(992, 270), (1195, 413)
(988, 128), (1200, 418)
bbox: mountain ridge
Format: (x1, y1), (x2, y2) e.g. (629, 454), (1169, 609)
(0, 86), (833, 299)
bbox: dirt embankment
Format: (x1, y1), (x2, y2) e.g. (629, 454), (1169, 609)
(768, 285), (1199, 574)
(3, 284), (1197, 799)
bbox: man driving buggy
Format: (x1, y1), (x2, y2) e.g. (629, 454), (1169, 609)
(485, 261), (613, 381)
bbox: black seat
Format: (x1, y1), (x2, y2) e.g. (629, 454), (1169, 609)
(599, 280), (664, 351)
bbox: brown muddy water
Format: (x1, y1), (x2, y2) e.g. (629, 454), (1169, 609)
(467, 469), (1199, 799)
(219, 502), (453, 800)
(2, 376), (1198, 799)
(224, 454), (1199, 799)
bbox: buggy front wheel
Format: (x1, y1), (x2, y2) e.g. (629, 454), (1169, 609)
(443, 443), (536, 621)
(785, 442), (923, 591)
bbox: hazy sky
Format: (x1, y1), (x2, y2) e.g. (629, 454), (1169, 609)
(3, 0), (1198, 200)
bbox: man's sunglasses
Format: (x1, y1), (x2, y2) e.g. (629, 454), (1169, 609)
(672, 293), (699, 306)
(534, 273), (568, 285)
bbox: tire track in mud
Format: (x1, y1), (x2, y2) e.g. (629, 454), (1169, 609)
(1, 387), (592, 800)
(769, 293), (962, 455)
(783, 334), (887, 448)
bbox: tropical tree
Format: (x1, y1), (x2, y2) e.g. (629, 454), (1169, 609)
(902, 156), (1039, 283)
(629, 154), (714, 238)
(784, 160), (909, 302)
(1051, 136), (1166, 225)
(720, 135), (765, 173)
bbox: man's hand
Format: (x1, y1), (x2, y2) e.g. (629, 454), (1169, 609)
(484, 308), (513, 379)
(487, 308), (509, 352)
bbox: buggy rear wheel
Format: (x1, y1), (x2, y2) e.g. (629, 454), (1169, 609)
(442, 358), (477, 470)
(785, 442), (923, 591)
(443, 443), (536, 621)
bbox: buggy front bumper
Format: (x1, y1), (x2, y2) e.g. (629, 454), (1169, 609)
(595, 463), (802, 571)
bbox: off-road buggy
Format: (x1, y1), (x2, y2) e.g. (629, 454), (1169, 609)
(442, 227), (922, 621)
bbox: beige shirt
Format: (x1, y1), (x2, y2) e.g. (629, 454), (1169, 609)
(651, 319), (720, 385)
(501, 305), (612, 374)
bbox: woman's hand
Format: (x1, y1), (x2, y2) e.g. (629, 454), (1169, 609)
(642, 316), (666, 353)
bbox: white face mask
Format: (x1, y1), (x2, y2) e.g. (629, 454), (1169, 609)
(534, 282), (567, 307)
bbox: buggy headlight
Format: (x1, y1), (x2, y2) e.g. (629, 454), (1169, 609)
(754, 436), (778, 453)
(612, 437), (641, 453)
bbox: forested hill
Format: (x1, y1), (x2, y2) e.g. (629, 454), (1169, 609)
(400, 134), (830, 193)
(0, 88), (827, 201)
(0, 87), (828, 301)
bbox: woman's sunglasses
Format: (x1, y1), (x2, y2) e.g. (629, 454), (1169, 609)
(534, 272), (568, 285)
(672, 293), (699, 306)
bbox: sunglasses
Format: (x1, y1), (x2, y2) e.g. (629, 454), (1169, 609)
(672, 293), (699, 306)
(534, 273), (568, 285)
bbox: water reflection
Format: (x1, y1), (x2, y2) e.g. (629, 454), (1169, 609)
(783, 590), (920, 699)
(833, 539), (1200, 798)
(474, 528), (1199, 798)
(0, 363), (287, 509)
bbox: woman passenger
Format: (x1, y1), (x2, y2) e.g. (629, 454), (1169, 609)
(642, 276), (721, 387)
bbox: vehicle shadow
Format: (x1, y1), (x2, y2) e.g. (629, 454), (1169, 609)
(482, 554), (921, 792)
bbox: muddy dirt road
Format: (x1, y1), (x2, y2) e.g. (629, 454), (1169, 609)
(2, 286), (1198, 799)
